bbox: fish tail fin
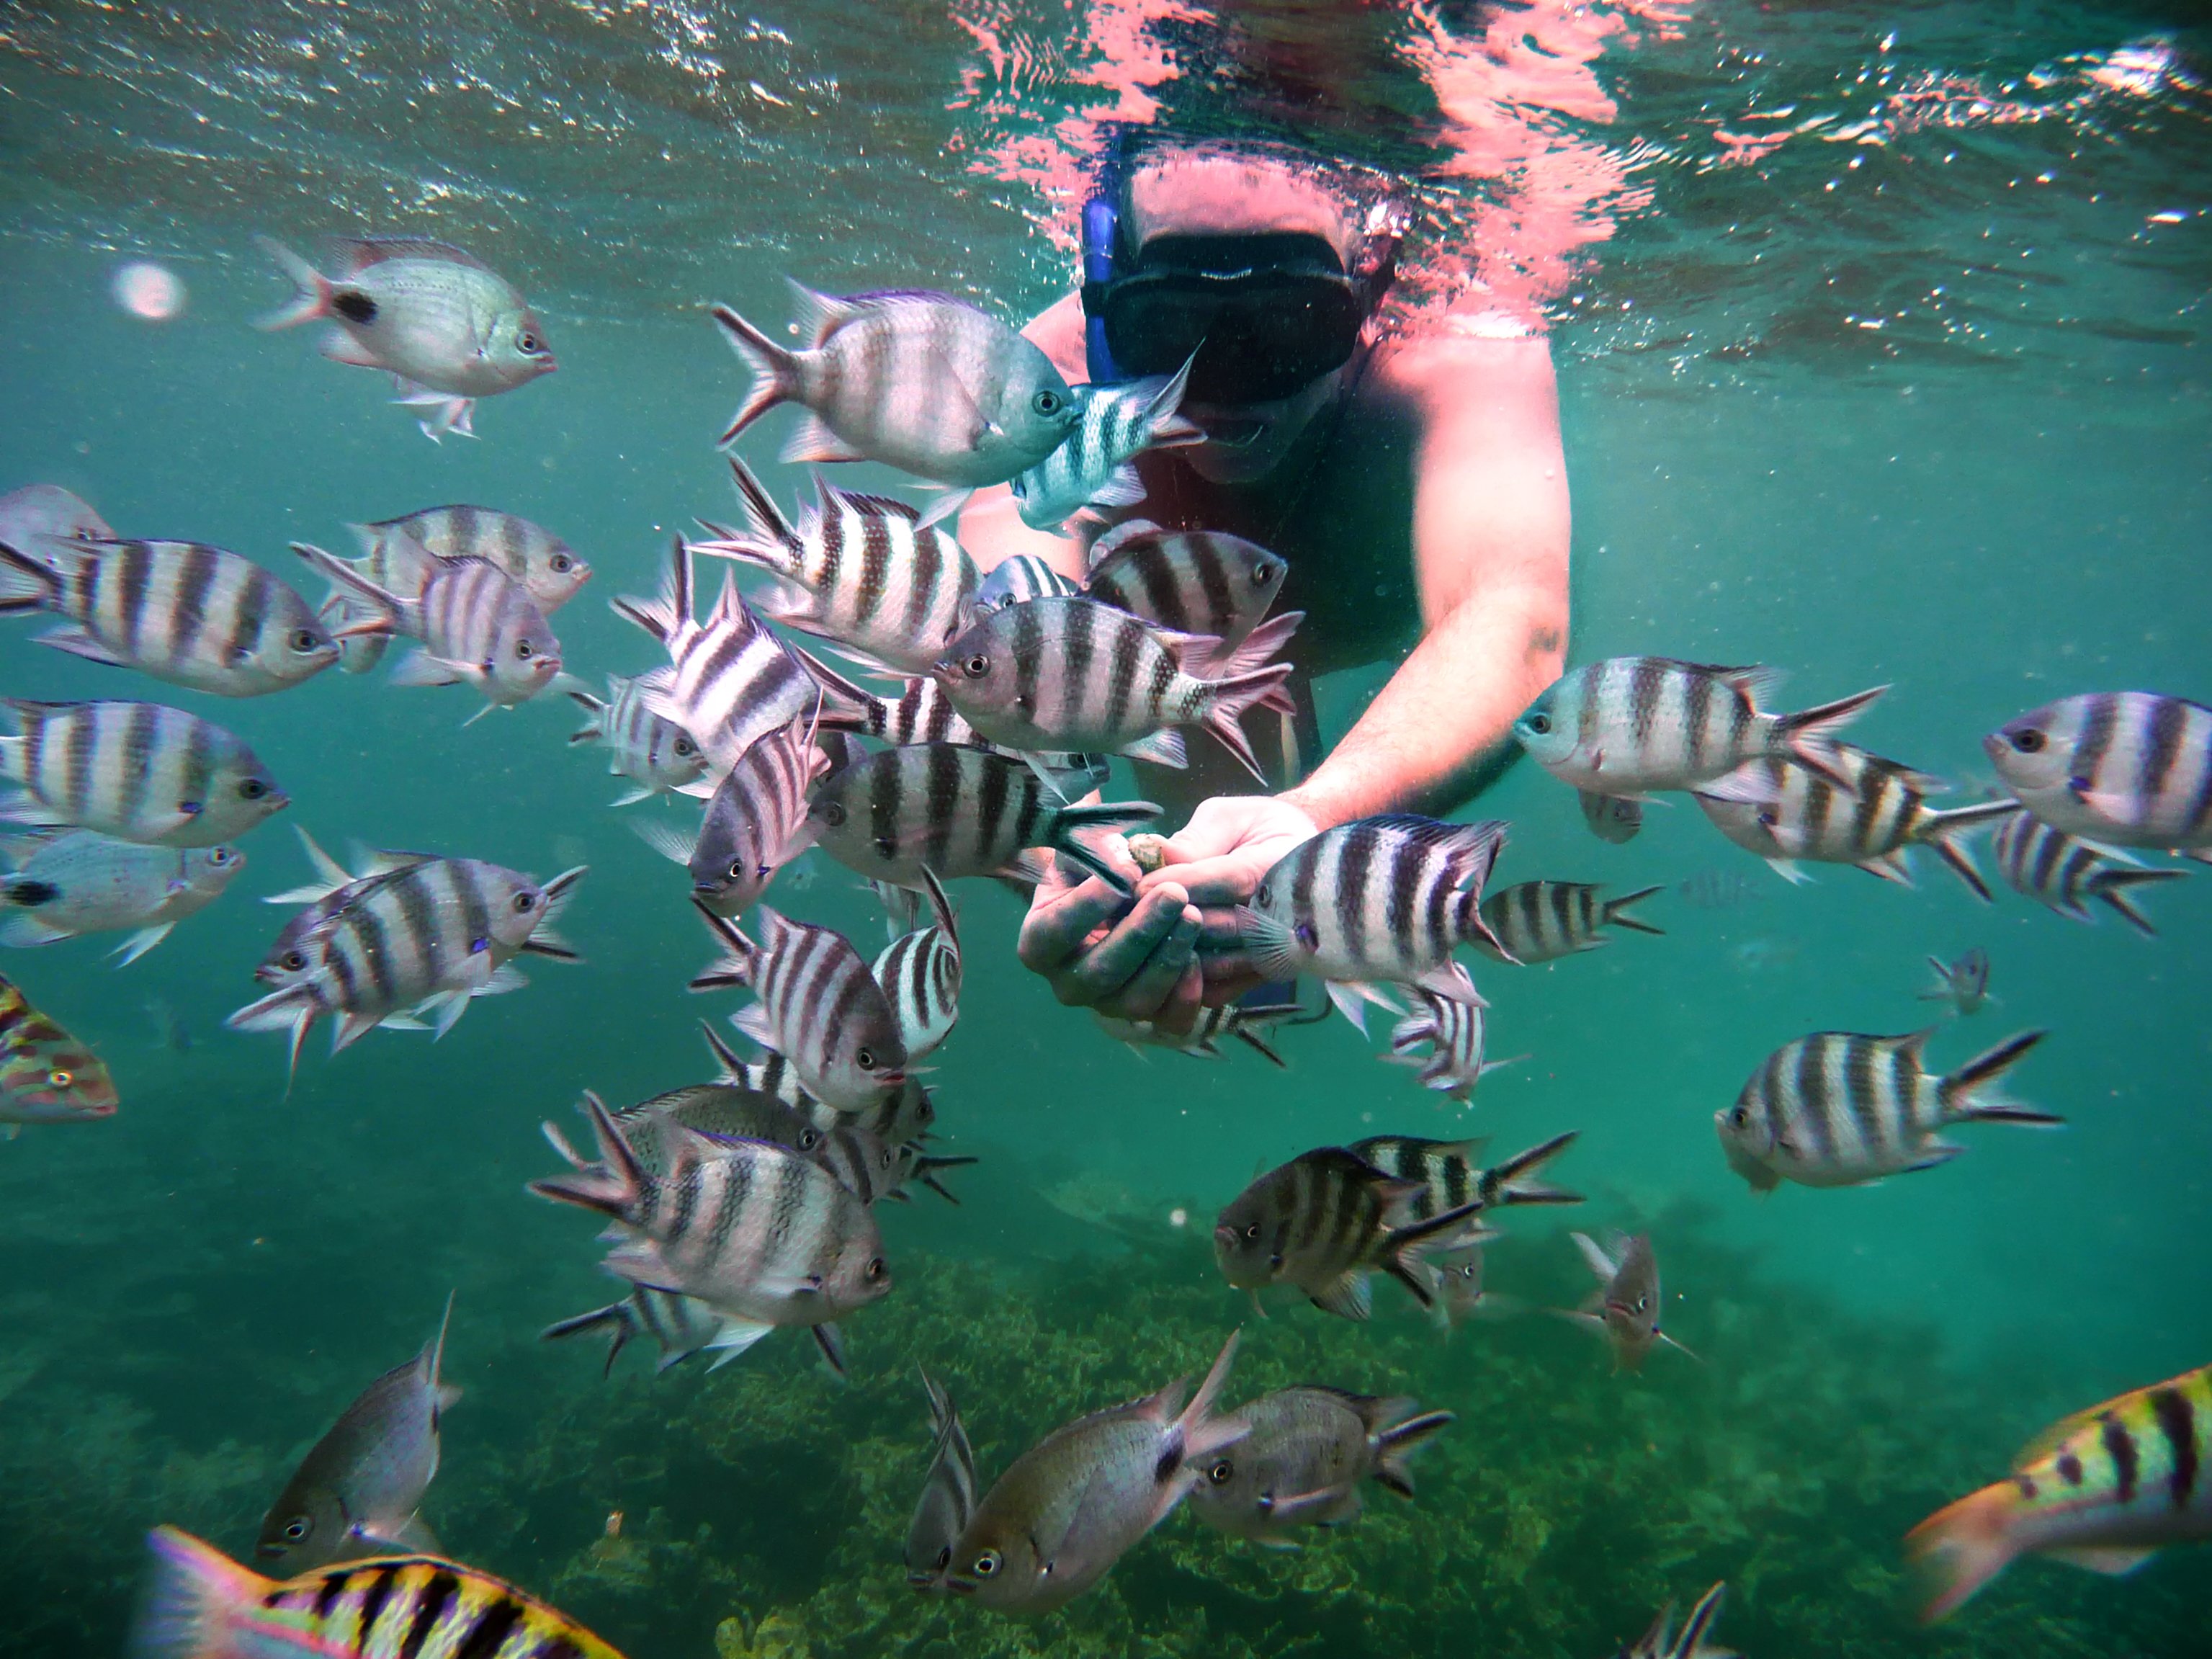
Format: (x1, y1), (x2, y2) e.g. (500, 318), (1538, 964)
(1197, 663), (1297, 784)
(699, 1018), (748, 1081)
(1383, 1202), (1487, 1308)
(1049, 800), (1163, 894)
(1675, 1583), (1729, 1655)
(1370, 1408), (1455, 1497)
(612, 537), (693, 645)
(525, 1091), (648, 1223)
(1939, 1029), (2059, 1124)
(290, 541), (407, 630)
(539, 1300), (639, 1379)
(1198, 609), (1302, 688)
(223, 987), (318, 1090)
(1172, 1328), (1248, 1467)
(2090, 866), (2190, 936)
(1480, 1130), (1584, 1208)
(129, 1526), (274, 1659)
(1772, 683), (1887, 784)
(725, 455), (801, 550)
(1599, 885), (1665, 936)
(710, 304), (802, 447)
(686, 901), (759, 992)
(565, 687), (607, 742)
(1912, 800), (2021, 902)
(0, 540), (61, 613)
(251, 237), (331, 331)
(1906, 1482), (2025, 1622)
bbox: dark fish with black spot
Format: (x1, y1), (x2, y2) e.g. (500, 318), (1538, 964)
(0, 828), (242, 962)
(1188, 1387), (1452, 1546)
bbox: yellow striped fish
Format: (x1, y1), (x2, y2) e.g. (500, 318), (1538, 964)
(1907, 1362), (2212, 1620)
(131, 1526), (629, 1658)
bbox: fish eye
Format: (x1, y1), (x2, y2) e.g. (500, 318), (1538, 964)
(48, 1068), (71, 1087)
(550, 553), (573, 572)
(238, 779), (268, 800)
(290, 627), (322, 653)
(514, 891), (536, 913)
(1731, 1106), (1748, 1127)
(516, 640), (533, 658)
(281, 949), (307, 972)
(282, 1517), (310, 1542)
(856, 1047), (876, 1069)
(820, 802), (846, 828)
(1031, 389), (1064, 416)
(1207, 1458), (1235, 1485)
(866, 1256), (887, 1282)
(519, 331), (544, 354)
(1242, 1222), (1261, 1241)
(673, 735), (697, 757)
(800, 1128), (821, 1150)
(2008, 727), (2046, 754)
(1756, 809), (1779, 828)
(724, 859), (746, 881)
(963, 655), (990, 679)
(1526, 711), (1551, 735)
(972, 1549), (1000, 1576)
(212, 848), (237, 865)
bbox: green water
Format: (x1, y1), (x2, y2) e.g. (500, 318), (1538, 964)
(2, 1), (2209, 1655)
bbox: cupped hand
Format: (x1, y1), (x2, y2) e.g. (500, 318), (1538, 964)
(1134, 794), (1320, 1001)
(1016, 836), (1206, 1029)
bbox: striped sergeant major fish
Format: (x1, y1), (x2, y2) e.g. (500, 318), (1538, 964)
(1472, 881), (1662, 965)
(931, 594), (1297, 781)
(322, 504), (589, 672)
(1920, 947), (1992, 1015)
(836, 670), (1109, 792)
(0, 829), (242, 962)
(250, 831), (436, 994)
(1515, 656), (1886, 797)
(292, 539), (560, 716)
(1348, 1131), (1583, 1225)
(1907, 1363), (2212, 1622)
(968, 553), (1080, 619)
(1093, 994), (1305, 1068)
(1082, 520), (1289, 669)
(1237, 815), (1515, 1031)
(697, 459), (979, 676)
(699, 1020), (939, 1150)
(907, 1368), (979, 1590)
(1992, 812), (2189, 935)
(0, 969), (117, 1131)
(633, 710), (824, 916)
(689, 903), (908, 1114)
(0, 536), (339, 696)
(567, 674), (709, 805)
(1559, 1230), (1695, 1372)
(0, 698), (287, 846)
(226, 856), (584, 1081)
(1693, 747), (2019, 895)
(613, 537), (862, 773)
(1384, 972), (1516, 1102)
(130, 1526), (629, 1659)
(1187, 1387), (1454, 1546)
(542, 1284), (774, 1377)
(1718, 1028), (2059, 1191)
(1617, 1582), (1733, 1658)
(806, 741), (1159, 895)
(1987, 691), (2212, 862)
(872, 867), (961, 1060)
(1009, 360), (1201, 532)
(531, 1092), (891, 1362)
(1212, 1147), (1486, 1322)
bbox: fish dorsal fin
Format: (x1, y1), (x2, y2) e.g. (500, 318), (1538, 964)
(786, 278), (864, 346)
(1706, 663), (1784, 707)
(421, 1289), (462, 1413)
(337, 236), (491, 273)
(294, 826), (353, 893)
(917, 864), (957, 954)
(2015, 1404), (2110, 1469)
(1083, 518), (1163, 573)
(819, 480), (923, 524)
(1571, 1230), (1618, 1282)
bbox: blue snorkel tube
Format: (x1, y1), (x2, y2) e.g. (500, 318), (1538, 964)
(1081, 194), (1122, 384)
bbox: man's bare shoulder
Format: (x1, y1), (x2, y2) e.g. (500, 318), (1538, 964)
(1022, 292), (1089, 383)
(1364, 321), (1559, 412)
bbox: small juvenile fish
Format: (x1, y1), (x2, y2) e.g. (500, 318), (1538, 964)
(932, 594), (1297, 779)
(1992, 812), (2189, 935)
(1082, 520), (1288, 665)
(1694, 748), (2019, 895)
(1515, 657), (1886, 797)
(255, 1297), (460, 1570)
(1424, 1236), (1505, 1329)
(0, 829), (242, 962)
(1188, 1387), (1452, 1546)
(906, 1368), (978, 1589)
(543, 1285), (768, 1377)
(697, 460), (980, 674)
(0, 483), (112, 561)
(130, 1527), (628, 1659)
(1986, 691), (2212, 861)
(326, 505), (589, 672)
(1010, 365), (1201, 532)
(872, 867), (961, 1060)
(1618, 1582), (1733, 1658)
(1580, 789), (1643, 844)
(714, 284), (1080, 491)
(568, 674), (710, 805)
(634, 712), (825, 915)
(0, 537), (339, 696)
(0, 970), (117, 1131)
(1093, 996), (1303, 1067)
(1718, 1028), (2059, 1191)
(969, 553), (1080, 618)
(255, 236), (556, 440)
(1920, 947), (1991, 1015)
(941, 1331), (1245, 1613)
(1906, 1363), (2212, 1622)
(1214, 1148), (1484, 1321)
(1384, 979), (1514, 1102)
(0, 698), (287, 846)
(807, 742), (1159, 894)
(1237, 815), (1515, 1029)
(1559, 1230), (1693, 1372)
(1348, 1131), (1583, 1224)
(689, 903), (908, 1113)
(1472, 881), (1662, 965)
(1677, 867), (1765, 911)
(294, 540), (561, 714)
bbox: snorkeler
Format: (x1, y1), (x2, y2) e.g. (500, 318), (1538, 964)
(959, 138), (1572, 1031)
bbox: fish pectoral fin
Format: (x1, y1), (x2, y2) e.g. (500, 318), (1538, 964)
(389, 1515), (442, 1555)
(728, 1003), (779, 1049)
(2046, 1545), (2159, 1577)
(915, 488), (973, 529)
(109, 923), (176, 967)
(1309, 1271), (1373, 1323)
(1085, 465), (1147, 511)
(33, 626), (130, 667)
(386, 651), (473, 689)
(704, 1319), (778, 1369)
(1699, 763), (1779, 805)
(778, 412), (867, 466)
(318, 325), (384, 367)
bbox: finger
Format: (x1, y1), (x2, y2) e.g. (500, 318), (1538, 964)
(1050, 885), (1190, 1002)
(1098, 908), (1202, 1021)
(1018, 875), (1135, 972)
(1157, 851), (1269, 908)
(1149, 958), (1207, 1034)
(1192, 905), (1246, 954)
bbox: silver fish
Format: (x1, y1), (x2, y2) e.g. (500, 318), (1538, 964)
(714, 284), (1079, 490)
(1384, 978), (1514, 1102)
(806, 742), (1158, 894)
(1010, 365), (1200, 532)
(1618, 1582), (1734, 1659)
(1694, 747), (2019, 895)
(568, 674), (710, 805)
(907, 1369), (977, 1589)
(1515, 657), (1885, 797)
(0, 698), (287, 846)
(0, 829), (243, 962)
(327, 505), (589, 672)
(698, 460), (980, 675)
(1559, 1231), (1694, 1372)
(1348, 1132), (1582, 1225)
(255, 236), (555, 440)
(542, 1285), (769, 1377)
(0, 537), (339, 696)
(0, 484), (112, 563)
(1093, 996), (1303, 1067)
(1423, 1235), (1505, 1329)
(1082, 519), (1288, 666)
(941, 1331), (1245, 1614)
(970, 553), (1080, 618)
(1237, 815), (1514, 1030)
(1986, 692), (2212, 861)
(872, 868), (960, 1060)
(1920, 947), (1991, 1015)
(1188, 1387), (1452, 1545)
(254, 1297), (460, 1570)
(1719, 1028), (2059, 1191)
(1580, 789), (1643, 844)
(933, 594), (1297, 779)
(633, 712), (825, 916)
(689, 904), (908, 1113)
(1992, 813), (2188, 934)
(1214, 1148), (1483, 1321)
(293, 540), (560, 713)
(1472, 881), (1663, 965)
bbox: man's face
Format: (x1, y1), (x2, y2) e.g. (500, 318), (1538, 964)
(1178, 366), (1346, 484)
